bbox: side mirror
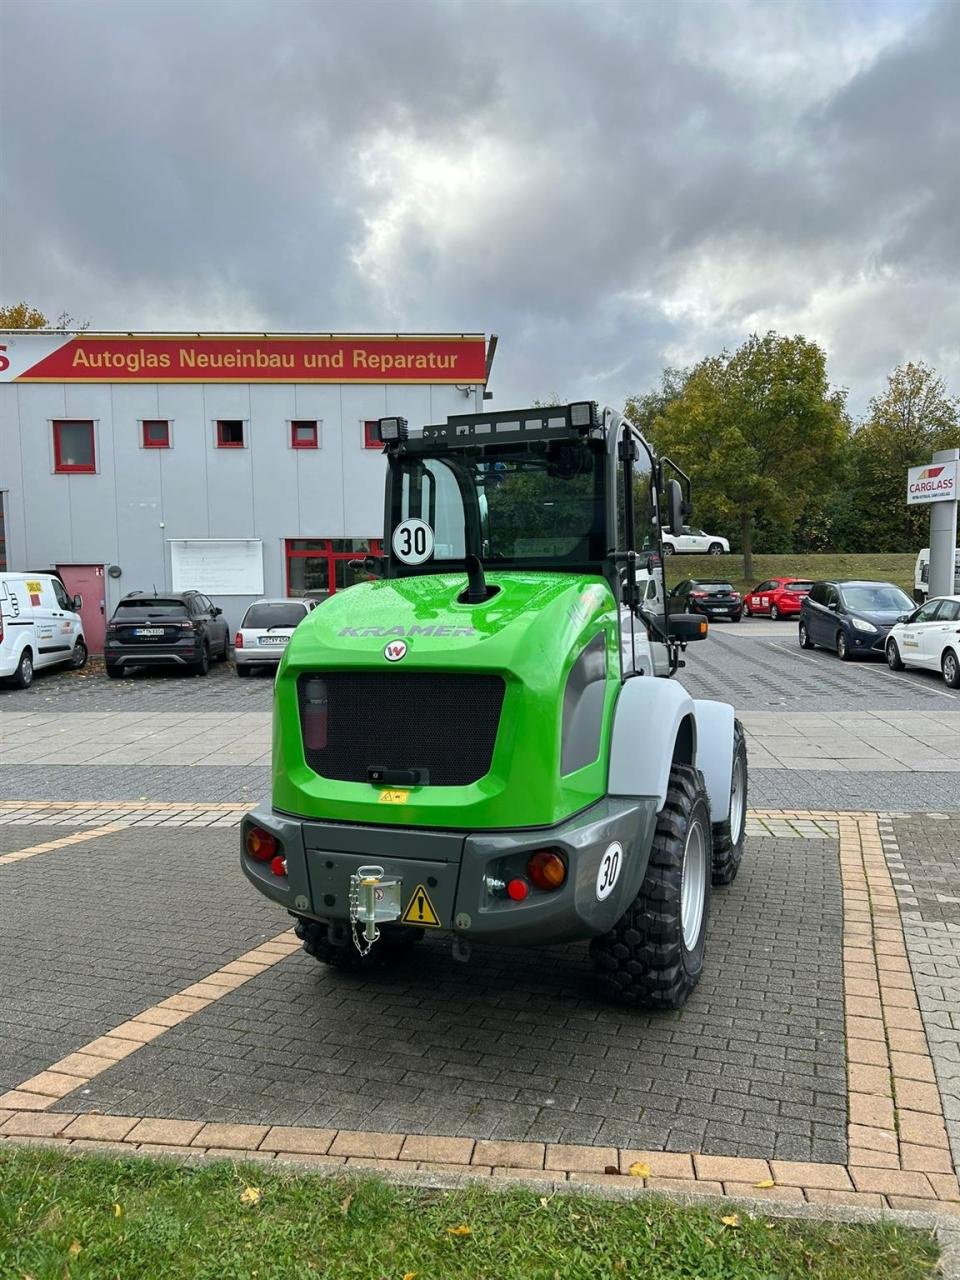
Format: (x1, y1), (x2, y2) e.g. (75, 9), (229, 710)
(666, 479), (684, 534)
(897, 613), (911, 624)
(827, 600), (838, 611)
(71, 594), (82, 611)
(669, 612), (708, 642)
(212, 606), (223, 616)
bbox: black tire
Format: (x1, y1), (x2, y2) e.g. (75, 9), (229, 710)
(745, 604), (753, 617)
(106, 663), (124, 679)
(192, 645), (210, 677)
(10, 648), (34, 689)
(590, 765), (711, 1010)
(731, 611), (742, 622)
(708, 543), (723, 555)
(886, 639), (904, 671)
(295, 918), (424, 969)
(236, 664), (251, 678)
(799, 621), (814, 650)
(71, 639), (88, 670)
(837, 631), (851, 660)
(943, 649), (960, 689)
(770, 604), (780, 621)
(217, 637), (229, 662)
(711, 720), (747, 885)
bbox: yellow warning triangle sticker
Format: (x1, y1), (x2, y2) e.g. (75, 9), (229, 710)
(400, 883), (442, 928)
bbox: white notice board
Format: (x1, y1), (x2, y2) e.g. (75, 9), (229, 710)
(169, 539), (264, 595)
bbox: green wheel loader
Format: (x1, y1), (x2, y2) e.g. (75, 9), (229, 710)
(241, 402), (747, 1008)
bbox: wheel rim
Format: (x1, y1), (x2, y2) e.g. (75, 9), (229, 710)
(887, 642), (897, 668)
(73, 643), (86, 668)
(680, 818), (707, 950)
(838, 635), (846, 656)
(945, 654), (957, 684)
(799, 625), (806, 646)
(710, 545), (721, 555)
(729, 754), (746, 844)
(22, 655), (32, 682)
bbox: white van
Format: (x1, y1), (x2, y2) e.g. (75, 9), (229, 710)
(914, 548), (960, 603)
(0, 572), (87, 688)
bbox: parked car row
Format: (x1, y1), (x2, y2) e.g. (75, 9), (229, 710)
(797, 579), (960, 690)
(1, 573), (318, 688)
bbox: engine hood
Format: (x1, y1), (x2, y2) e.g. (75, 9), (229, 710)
(284, 571), (613, 673)
(272, 570), (621, 829)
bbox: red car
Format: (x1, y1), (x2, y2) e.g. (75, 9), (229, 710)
(744, 577), (814, 620)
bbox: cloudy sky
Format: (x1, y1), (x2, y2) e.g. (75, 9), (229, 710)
(1, 0), (957, 413)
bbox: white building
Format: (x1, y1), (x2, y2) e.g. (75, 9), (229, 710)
(0, 331), (488, 651)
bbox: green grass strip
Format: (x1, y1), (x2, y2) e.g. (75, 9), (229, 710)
(0, 1148), (939, 1280)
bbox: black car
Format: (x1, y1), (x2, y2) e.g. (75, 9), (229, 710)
(105, 591), (230, 677)
(668, 578), (742, 622)
(799, 580), (915, 660)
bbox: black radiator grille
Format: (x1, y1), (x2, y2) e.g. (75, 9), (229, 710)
(298, 671), (505, 786)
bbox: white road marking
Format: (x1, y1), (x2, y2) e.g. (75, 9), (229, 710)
(765, 643), (960, 701)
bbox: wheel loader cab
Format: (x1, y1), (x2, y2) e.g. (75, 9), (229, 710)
(241, 401), (746, 1009)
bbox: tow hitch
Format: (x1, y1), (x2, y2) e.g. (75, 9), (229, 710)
(348, 865), (402, 955)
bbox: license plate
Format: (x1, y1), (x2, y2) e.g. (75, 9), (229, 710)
(135, 627), (164, 636)
(258, 636), (289, 646)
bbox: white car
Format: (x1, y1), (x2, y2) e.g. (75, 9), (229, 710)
(885, 594), (960, 688)
(661, 526), (729, 556)
(234, 597), (319, 675)
(0, 571), (87, 688)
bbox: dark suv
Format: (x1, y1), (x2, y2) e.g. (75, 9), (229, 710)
(799, 580), (914, 661)
(105, 591), (230, 677)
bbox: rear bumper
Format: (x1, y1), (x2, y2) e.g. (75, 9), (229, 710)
(235, 649), (284, 667)
(105, 645), (200, 668)
(240, 797), (659, 948)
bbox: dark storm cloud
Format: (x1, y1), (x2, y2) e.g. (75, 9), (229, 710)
(1, 0), (957, 410)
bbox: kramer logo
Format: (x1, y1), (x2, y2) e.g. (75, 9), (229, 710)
(384, 640), (408, 662)
(339, 625), (476, 638)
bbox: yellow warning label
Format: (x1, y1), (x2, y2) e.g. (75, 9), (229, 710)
(400, 883), (442, 928)
(25, 580), (42, 594)
(378, 789), (409, 805)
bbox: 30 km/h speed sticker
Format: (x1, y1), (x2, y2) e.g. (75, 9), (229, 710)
(392, 518), (434, 565)
(596, 841), (623, 901)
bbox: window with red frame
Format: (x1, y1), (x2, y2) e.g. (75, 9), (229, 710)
(216, 420), (245, 448)
(291, 420), (318, 449)
(363, 420), (382, 449)
(53, 421), (96, 473)
(142, 420), (170, 449)
(286, 538), (382, 597)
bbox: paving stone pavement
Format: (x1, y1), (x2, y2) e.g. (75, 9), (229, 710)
(0, 828), (280, 1093)
(53, 833), (848, 1162)
(882, 814), (960, 1174)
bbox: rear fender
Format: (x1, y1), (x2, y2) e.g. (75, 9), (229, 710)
(608, 677), (697, 810)
(692, 699), (735, 824)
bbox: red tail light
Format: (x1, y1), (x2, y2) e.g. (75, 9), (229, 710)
(234, 631), (243, 648)
(527, 850), (567, 890)
(245, 827), (279, 862)
(506, 878), (529, 901)
(690, 591), (706, 598)
(270, 855), (287, 878)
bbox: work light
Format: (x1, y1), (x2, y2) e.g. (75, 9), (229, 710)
(568, 401), (599, 432)
(377, 416), (408, 443)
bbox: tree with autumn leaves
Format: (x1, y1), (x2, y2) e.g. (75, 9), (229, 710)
(627, 337), (959, 571)
(0, 301), (88, 330)
(627, 332), (849, 578)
